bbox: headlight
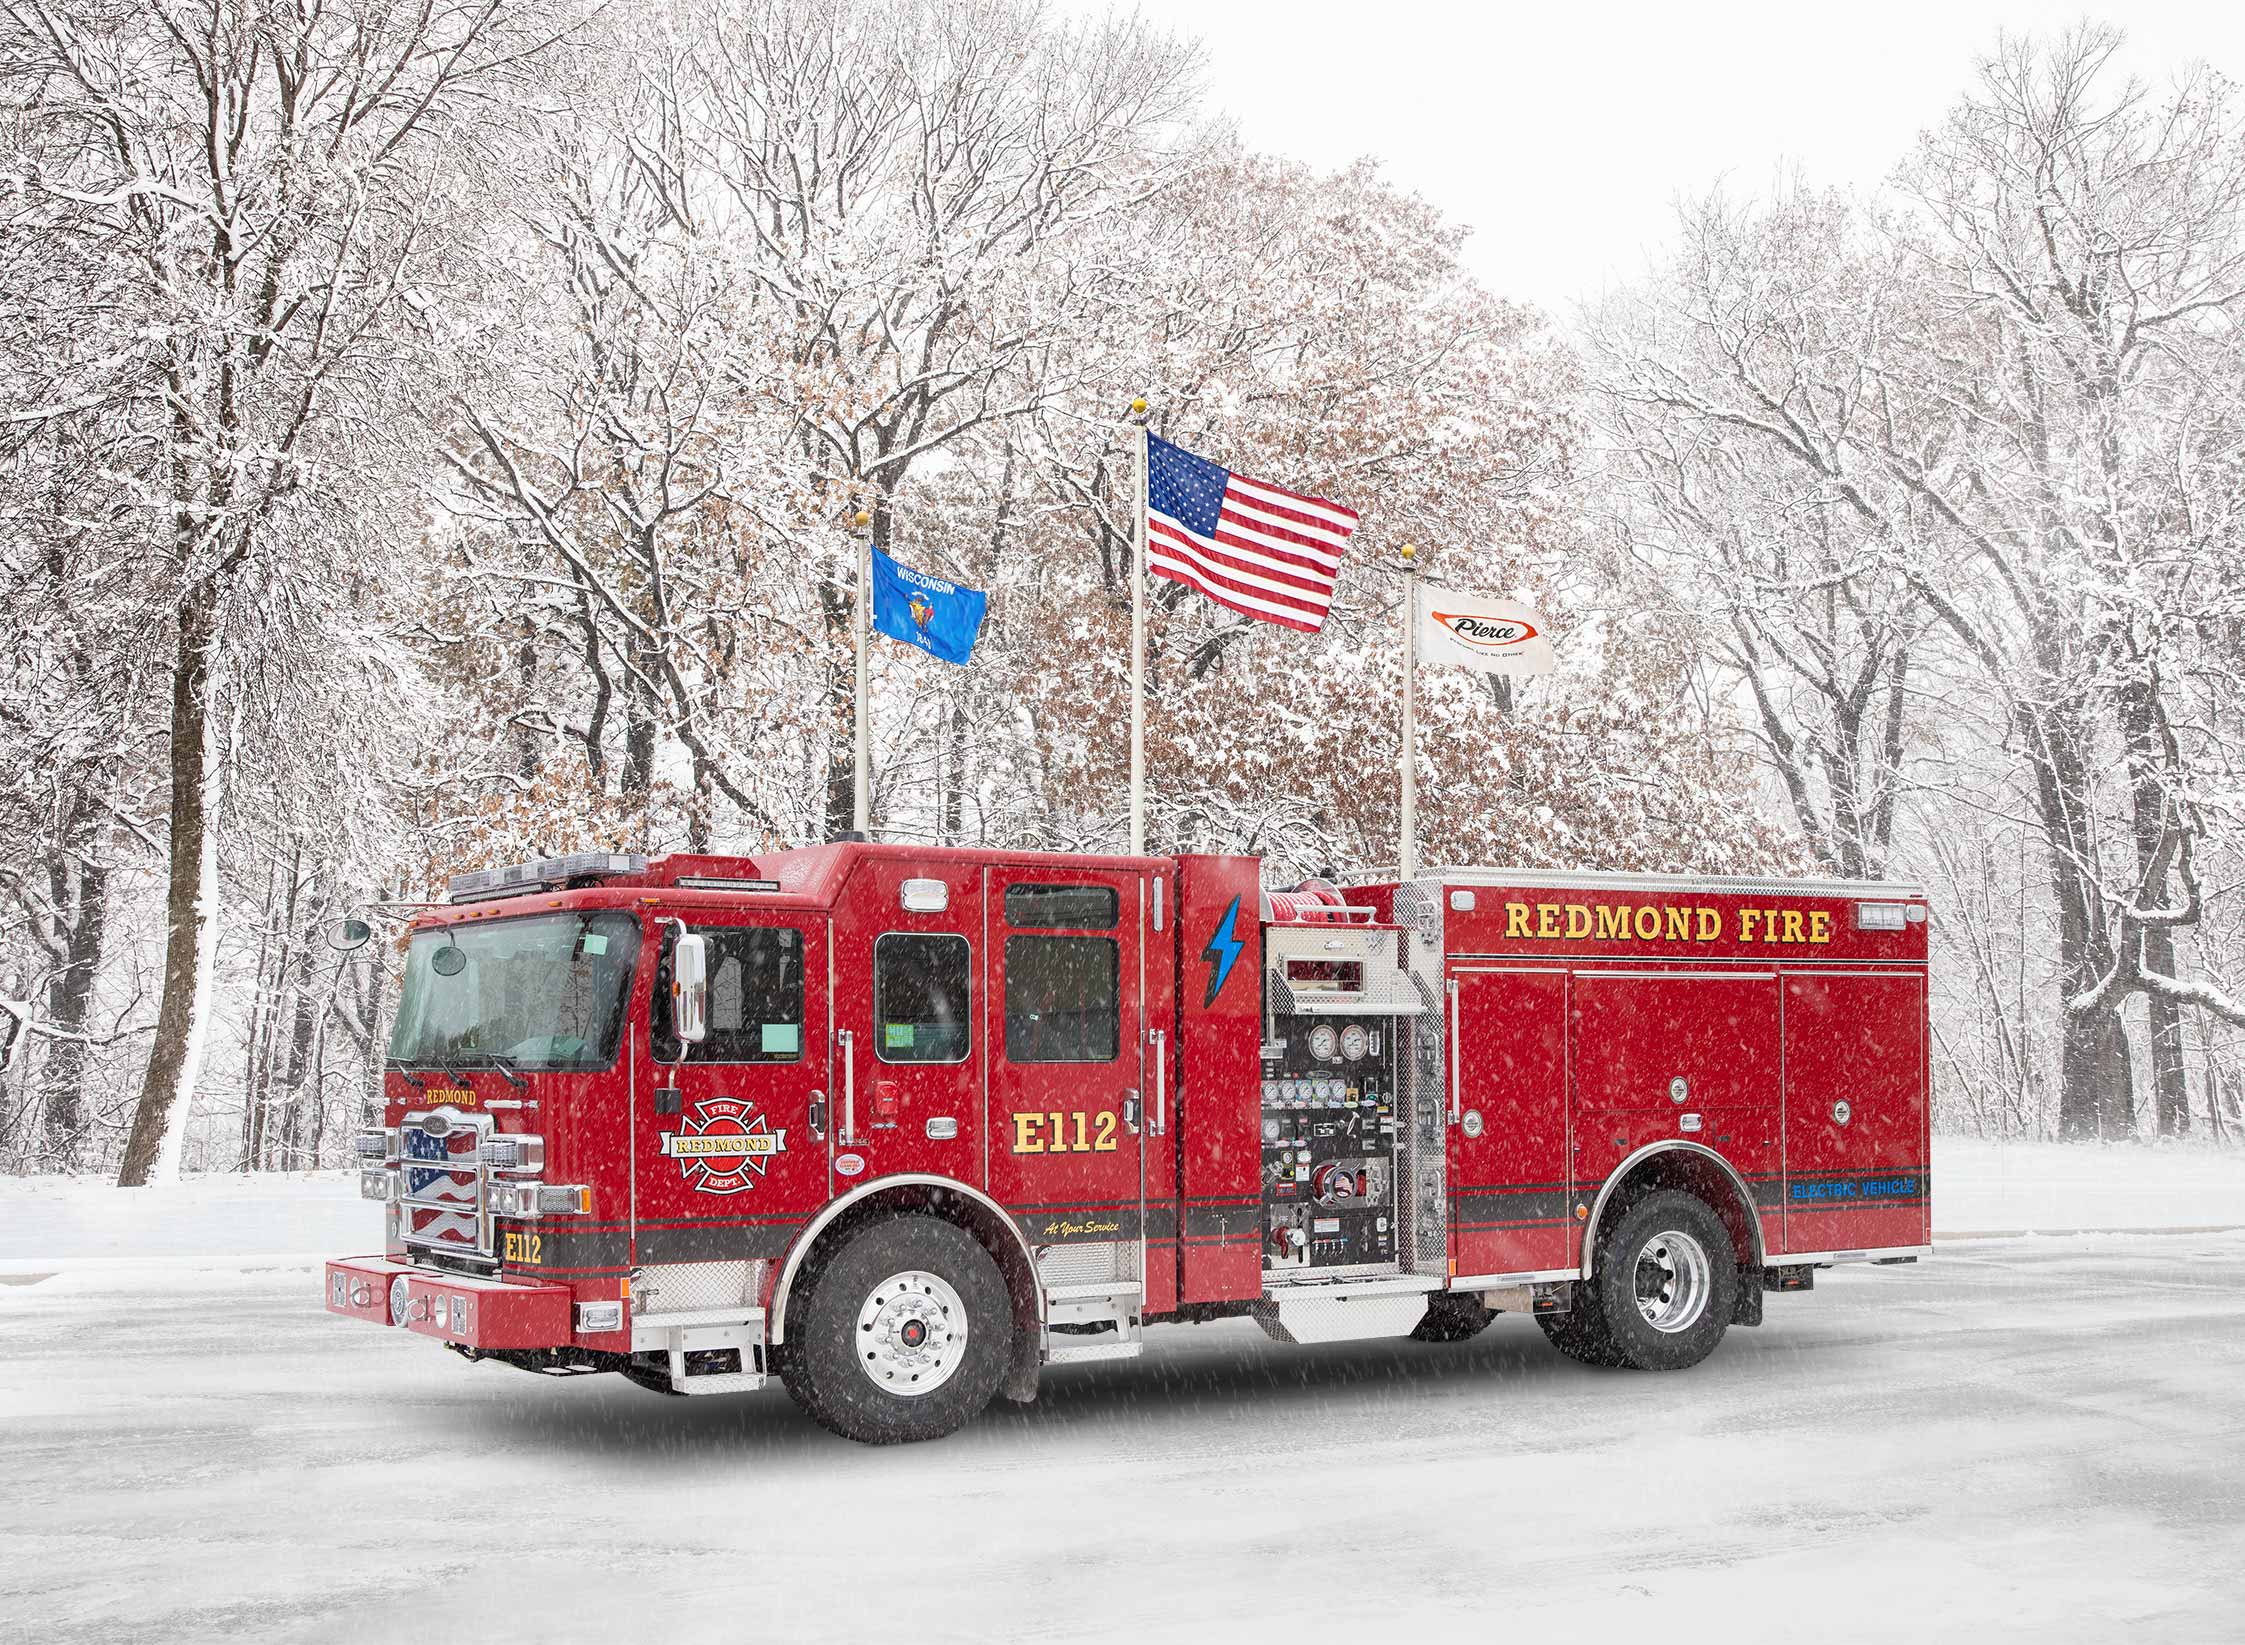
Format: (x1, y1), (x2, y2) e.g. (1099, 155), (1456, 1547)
(478, 1134), (545, 1173)
(354, 1129), (395, 1162)
(492, 1181), (591, 1218)
(359, 1169), (398, 1203)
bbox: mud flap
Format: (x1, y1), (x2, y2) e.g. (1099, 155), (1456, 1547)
(1002, 1321), (1041, 1404)
(1731, 1268), (1764, 1327)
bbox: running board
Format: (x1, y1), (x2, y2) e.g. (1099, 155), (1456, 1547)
(1040, 1282), (1143, 1366)
(632, 1306), (770, 1395)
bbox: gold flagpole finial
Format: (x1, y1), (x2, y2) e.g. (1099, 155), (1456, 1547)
(1129, 397), (1148, 416)
(1399, 542), (1417, 563)
(852, 510), (871, 529)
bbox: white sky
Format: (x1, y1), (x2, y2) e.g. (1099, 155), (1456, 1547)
(1063, 1), (2245, 316)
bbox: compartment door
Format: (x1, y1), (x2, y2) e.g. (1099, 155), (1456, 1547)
(1448, 968), (1573, 1278)
(985, 868), (1146, 1289)
(1781, 971), (1928, 1253)
(1569, 970), (1781, 1225)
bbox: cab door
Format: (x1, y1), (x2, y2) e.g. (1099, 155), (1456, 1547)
(636, 916), (831, 1276)
(986, 867), (1145, 1286)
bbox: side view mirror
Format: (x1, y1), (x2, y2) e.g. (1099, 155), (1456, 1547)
(672, 932), (709, 1046)
(330, 918), (373, 952)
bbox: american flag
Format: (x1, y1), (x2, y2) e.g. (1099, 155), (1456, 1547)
(1144, 433), (1359, 633)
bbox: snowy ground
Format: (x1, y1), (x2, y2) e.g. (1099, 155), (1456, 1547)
(3, 1145), (2242, 1643)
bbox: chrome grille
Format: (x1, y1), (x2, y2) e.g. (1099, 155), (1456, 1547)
(399, 1109), (494, 1257)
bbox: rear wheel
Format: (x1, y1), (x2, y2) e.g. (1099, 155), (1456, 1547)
(1581, 1189), (1737, 1372)
(780, 1216), (1010, 1444)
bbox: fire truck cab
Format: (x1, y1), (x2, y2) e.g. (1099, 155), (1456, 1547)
(328, 844), (1930, 1444)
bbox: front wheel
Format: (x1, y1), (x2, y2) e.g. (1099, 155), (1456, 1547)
(780, 1215), (1010, 1444)
(1578, 1188), (1738, 1372)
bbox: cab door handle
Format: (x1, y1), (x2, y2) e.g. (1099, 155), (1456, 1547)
(1122, 1092), (1142, 1135)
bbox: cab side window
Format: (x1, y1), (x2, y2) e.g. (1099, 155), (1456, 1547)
(875, 933), (971, 1064)
(660, 926), (804, 1062)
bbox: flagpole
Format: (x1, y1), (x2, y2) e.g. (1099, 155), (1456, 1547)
(1399, 542), (1419, 880)
(853, 507), (872, 836)
(1128, 397), (1149, 856)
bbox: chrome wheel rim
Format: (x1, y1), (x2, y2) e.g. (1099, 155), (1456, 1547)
(1633, 1229), (1713, 1333)
(855, 1269), (969, 1397)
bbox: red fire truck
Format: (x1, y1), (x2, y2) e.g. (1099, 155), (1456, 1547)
(326, 844), (1930, 1444)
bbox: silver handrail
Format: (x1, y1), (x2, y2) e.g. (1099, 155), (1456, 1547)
(1151, 1029), (1167, 1136)
(1446, 977), (1461, 1124)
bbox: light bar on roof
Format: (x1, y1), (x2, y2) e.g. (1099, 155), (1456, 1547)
(447, 852), (648, 903)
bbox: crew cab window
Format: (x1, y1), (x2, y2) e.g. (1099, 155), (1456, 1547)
(875, 933), (971, 1064)
(1004, 935), (1119, 1063)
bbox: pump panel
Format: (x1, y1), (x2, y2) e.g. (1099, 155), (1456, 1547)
(1259, 1013), (1401, 1274)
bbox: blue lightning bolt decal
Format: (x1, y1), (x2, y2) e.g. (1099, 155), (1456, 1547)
(1201, 893), (1246, 1008)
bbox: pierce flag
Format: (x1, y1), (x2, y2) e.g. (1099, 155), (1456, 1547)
(870, 545), (986, 667)
(1415, 587), (1555, 675)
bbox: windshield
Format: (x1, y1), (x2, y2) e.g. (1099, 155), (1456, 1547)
(388, 911), (642, 1073)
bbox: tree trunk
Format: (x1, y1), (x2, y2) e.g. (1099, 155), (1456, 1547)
(2143, 927), (2191, 1136)
(118, 577), (221, 1187)
(277, 944), (319, 1170)
(39, 849), (110, 1166)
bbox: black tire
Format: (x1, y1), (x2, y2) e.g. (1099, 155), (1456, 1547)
(1410, 1294), (1494, 1343)
(1579, 1188), (1737, 1372)
(780, 1215), (1010, 1445)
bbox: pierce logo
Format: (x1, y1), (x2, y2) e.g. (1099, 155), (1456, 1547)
(659, 1098), (787, 1195)
(1431, 611), (1538, 651)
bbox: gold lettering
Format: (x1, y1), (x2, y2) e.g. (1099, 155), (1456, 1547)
(1506, 902), (1532, 938)
(1697, 907), (1720, 942)
(1762, 907), (1782, 942)
(1634, 906), (1661, 940)
(1538, 904), (1561, 938)
(1012, 1112), (1044, 1154)
(1594, 905), (1627, 940)
(1782, 910), (1806, 944)
(1665, 907), (1690, 941)
(1565, 904), (1591, 939)
(1739, 909), (1761, 943)
(1809, 910), (1833, 944)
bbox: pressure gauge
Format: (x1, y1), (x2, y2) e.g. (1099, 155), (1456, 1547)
(1340, 1024), (1370, 1062)
(1308, 1024), (1341, 1062)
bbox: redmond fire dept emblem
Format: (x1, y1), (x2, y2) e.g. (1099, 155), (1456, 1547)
(660, 1098), (787, 1195)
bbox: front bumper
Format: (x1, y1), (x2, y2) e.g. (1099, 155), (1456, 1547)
(324, 1255), (573, 1350)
